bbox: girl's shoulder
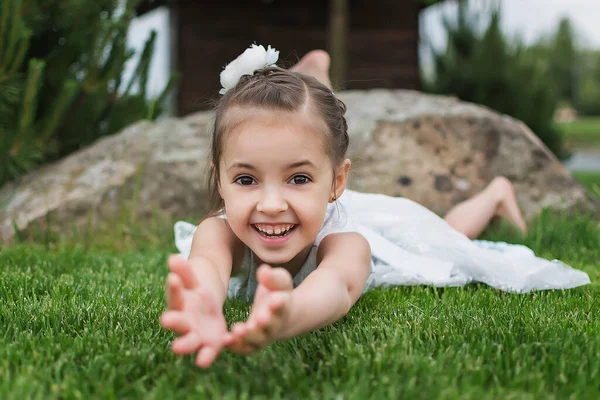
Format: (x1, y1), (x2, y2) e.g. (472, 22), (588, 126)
(173, 217), (245, 272)
(211, 215), (246, 274)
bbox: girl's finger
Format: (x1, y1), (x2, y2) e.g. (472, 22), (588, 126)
(196, 346), (220, 369)
(228, 340), (258, 355)
(257, 264), (293, 291)
(171, 332), (202, 355)
(230, 322), (249, 343)
(255, 308), (272, 327)
(224, 332), (236, 346)
(239, 321), (267, 347)
(242, 329), (266, 347)
(225, 325), (260, 354)
(224, 333), (243, 351)
(168, 254), (200, 289)
(268, 291), (290, 313)
(252, 284), (270, 306)
(160, 310), (190, 335)
(166, 273), (185, 310)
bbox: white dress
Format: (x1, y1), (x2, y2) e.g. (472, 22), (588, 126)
(174, 189), (591, 298)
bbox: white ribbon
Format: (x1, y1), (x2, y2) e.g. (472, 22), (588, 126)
(219, 44), (279, 95)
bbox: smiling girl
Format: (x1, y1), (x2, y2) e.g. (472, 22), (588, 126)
(160, 45), (590, 368)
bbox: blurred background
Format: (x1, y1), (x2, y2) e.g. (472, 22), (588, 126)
(2, 0), (600, 188)
(128, 0), (600, 184)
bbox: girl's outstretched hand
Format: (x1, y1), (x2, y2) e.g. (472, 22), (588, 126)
(160, 255), (229, 368)
(225, 264), (293, 354)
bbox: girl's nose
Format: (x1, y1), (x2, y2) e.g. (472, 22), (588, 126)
(256, 188), (288, 215)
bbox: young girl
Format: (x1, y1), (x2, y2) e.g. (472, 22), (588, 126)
(160, 45), (590, 369)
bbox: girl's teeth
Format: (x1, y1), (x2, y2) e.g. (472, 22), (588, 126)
(254, 224), (295, 236)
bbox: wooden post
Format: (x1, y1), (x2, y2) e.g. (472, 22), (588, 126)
(328, 0), (348, 89)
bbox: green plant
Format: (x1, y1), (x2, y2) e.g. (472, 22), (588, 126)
(423, 1), (567, 159)
(575, 51), (600, 116)
(0, 0), (178, 187)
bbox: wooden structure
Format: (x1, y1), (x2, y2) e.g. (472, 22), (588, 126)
(137, 0), (436, 116)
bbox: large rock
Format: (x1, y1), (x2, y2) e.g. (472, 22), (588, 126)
(0, 90), (596, 244)
(341, 90), (597, 217)
(0, 113), (215, 245)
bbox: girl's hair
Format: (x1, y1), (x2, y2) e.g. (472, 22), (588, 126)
(204, 67), (350, 218)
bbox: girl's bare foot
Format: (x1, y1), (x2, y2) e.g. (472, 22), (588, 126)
(488, 177), (528, 235)
(225, 265), (293, 354)
(290, 50), (332, 89)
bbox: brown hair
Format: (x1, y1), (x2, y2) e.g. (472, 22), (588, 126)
(204, 67), (349, 218)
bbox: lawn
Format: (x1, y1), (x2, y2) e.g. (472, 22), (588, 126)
(1, 209), (599, 399)
(572, 170), (600, 194)
(558, 117), (600, 147)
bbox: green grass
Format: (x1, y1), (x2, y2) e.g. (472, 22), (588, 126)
(572, 171), (600, 194)
(2, 210), (599, 399)
(558, 117), (600, 147)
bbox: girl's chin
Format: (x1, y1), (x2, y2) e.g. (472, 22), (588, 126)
(249, 243), (314, 270)
(250, 248), (296, 267)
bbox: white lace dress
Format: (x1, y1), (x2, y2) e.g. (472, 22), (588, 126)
(174, 190), (590, 298)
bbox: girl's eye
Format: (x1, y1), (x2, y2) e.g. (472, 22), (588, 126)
(234, 176), (256, 186)
(290, 175), (311, 185)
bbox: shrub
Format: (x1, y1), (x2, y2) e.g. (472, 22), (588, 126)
(0, 0), (178, 187)
(423, 1), (567, 159)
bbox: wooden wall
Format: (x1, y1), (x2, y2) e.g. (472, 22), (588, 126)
(175, 0), (422, 115)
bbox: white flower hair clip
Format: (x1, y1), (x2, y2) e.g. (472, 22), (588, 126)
(219, 44), (280, 95)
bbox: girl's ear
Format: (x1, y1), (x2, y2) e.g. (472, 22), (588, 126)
(330, 158), (351, 202)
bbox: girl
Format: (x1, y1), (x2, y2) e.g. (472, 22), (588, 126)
(160, 45), (590, 369)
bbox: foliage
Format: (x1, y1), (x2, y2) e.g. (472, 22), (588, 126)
(577, 78), (600, 116)
(0, 0), (178, 187)
(575, 51), (600, 116)
(525, 22), (600, 117)
(423, 1), (568, 159)
(0, 0), (53, 184)
(549, 18), (577, 103)
(515, 20), (600, 117)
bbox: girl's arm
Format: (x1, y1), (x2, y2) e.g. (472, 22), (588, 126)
(161, 216), (245, 367)
(226, 232), (371, 352)
(187, 216), (246, 305)
(275, 232), (372, 340)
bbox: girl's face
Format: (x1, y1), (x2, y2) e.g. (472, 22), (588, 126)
(218, 108), (349, 270)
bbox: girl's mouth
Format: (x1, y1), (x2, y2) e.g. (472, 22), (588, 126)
(252, 224), (298, 239)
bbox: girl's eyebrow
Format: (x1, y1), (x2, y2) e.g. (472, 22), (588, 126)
(227, 159), (318, 172)
(286, 159), (318, 170)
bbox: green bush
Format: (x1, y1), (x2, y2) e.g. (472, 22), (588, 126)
(423, 2), (567, 159)
(0, 0), (178, 187)
(574, 51), (600, 116)
(577, 78), (600, 116)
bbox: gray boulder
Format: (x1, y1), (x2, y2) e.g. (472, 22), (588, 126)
(0, 89), (596, 244)
(341, 90), (596, 217)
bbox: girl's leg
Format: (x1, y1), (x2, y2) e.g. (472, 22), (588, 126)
(443, 177), (527, 239)
(289, 50), (332, 89)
